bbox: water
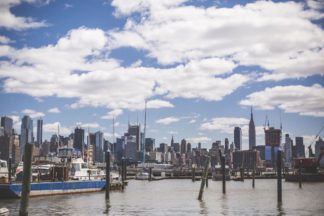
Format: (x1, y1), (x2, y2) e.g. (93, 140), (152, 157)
(1, 179), (324, 215)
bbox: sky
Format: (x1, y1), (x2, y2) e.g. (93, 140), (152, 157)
(0, 0), (323, 150)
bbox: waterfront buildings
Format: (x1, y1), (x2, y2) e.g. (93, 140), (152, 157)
(180, 139), (187, 155)
(145, 138), (155, 152)
(284, 134), (293, 168)
(128, 124), (141, 151)
(249, 108), (256, 150)
(234, 127), (242, 150)
(74, 127), (84, 157)
(94, 131), (104, 162)
(232, 150), (261, 170)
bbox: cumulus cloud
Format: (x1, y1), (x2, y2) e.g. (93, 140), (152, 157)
(240, 84), (324, 117)
(146, 99), (174, 109)
(48, 107), (61, 113)
(187, 136), (211, 144)
(0, 35), (12, 44)
(156, 116), (180, 125)
(110, 0), (324, 80)
(43, 122), (70, 135)
(0, 0), (49, 30)
(22, 109), (45, 119)
(101, 109), (123, 120)
(76, 122), (101, 129)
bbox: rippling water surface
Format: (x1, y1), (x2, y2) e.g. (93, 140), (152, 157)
(1, 179), (324, 215)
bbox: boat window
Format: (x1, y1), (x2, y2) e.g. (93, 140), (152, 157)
(81, 163), (88, 169)
(0, 162), (6, 168)
(72, 164), (81, 171)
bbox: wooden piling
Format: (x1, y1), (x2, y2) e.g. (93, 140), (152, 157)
(8, 157), (12, 184)
(198, 156), (210, 201)
(221, 156), (226, 194)
(19, 143), (34, 216)
(206, 168), (208, 188)
(252, 166), (255, 188)
(149, 167), (152, 181)
(298, 159), (302, 189)
(105, 151), (110, 200)
(277, 150), (282, 204)
(192, 167), (195, 182)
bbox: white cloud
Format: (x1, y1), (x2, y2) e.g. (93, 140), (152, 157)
(189, 119), (196, 124)
(76, 122), (101, 129)
(64, 3), (73, 9)
(146, 99), (174, 109)
(8, 115), (20, 132)
(22, 109), (45, 119)
(110, 0), (324, 80)
(200, 117), (249, 133)
(0, 35), (12, 44)
(48, 107), (61, 113)
(240, 84), (324, 117)
(43, 122), (70, 135)
(187, 136), (211, 144)
(101, 109), (123, 120)
(156, 116), (180, 125)
(0, 0), (49, 30)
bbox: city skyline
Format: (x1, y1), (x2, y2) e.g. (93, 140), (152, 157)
(0, 0), (324, 149)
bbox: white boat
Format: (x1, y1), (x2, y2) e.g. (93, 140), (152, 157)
(70, 158), (104, 180)
(0, 160), (8, 178)
(135, 170), (149, 180)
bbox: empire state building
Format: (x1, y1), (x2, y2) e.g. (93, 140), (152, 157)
(249, 108), (256, 150)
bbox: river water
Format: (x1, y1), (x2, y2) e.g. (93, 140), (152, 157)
(1, 179), (323, 215)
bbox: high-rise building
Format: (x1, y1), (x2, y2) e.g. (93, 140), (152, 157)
(1, 116), (13, 135)
(265, 127), (281, 146)
(20, 115), (33, 160)
(234, 127), (242, 150)
(36, 119), (43, 147)
(187, 142), (192, 153)
(73, 127), (84, 156)
(94, 131), (103, 162)
(180, 139), (187, 154)
(159, 143), (168, 153)
(171, 142), (180, 153)
(295, 137), (305, 157)
(284, 134), (293, 168)
(249, 108), (256, 150)
(225, 138), (229, 154)
(315, 137), (324, 158)
(128, 124), (141, 151)
(145, 138), (155, 152)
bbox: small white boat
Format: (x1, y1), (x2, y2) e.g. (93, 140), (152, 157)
(70, 158), (105, 180)
(135, 170), (149, 180)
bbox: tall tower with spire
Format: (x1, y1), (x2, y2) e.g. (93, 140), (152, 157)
(249, 107), (256, 150)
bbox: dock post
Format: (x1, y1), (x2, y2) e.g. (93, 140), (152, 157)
(298, 159), (302, 189)
(149, 167), (152, 181)
(206, 167), (208, 188)
(105, 151), (110, 200)
(277, 150), (282, 204)
(192, 165), (196, 182)
(8, 157), (12, 184)
(198, 156), (210, 201)
(19, 143), (34, 216)
(221, 155), (226, 194)
(240, 168), (244, 181)
(252, 166), (255, 188)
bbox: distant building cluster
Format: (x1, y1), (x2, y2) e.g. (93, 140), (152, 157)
(0, 111), (323, 170)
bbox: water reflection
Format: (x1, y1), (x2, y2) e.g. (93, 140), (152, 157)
(199, 200), (208, 215)
(277, 203), (285, 216)
(220, 194), (228, 215)
(103, 200), (110, 215)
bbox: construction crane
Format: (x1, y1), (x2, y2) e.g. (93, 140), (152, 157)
(308, 125), (324, 158)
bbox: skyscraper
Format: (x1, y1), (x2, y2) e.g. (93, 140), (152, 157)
(249, 108), (256, 150)
(128, 124), (141, 151)
(94, 131), (103, 162)
(20, 115), (33, 160)
(73, 127), (84, 156)
(295, 137), (305, 157)
(234, 127), (242, 150)
(225, 138), (229, 154)
(1, 116), (13, 135)
(36, 119), (43, 147)
(180, 139), (187, 154)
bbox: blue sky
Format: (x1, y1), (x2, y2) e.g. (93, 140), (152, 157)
(0, 0), (324, 150)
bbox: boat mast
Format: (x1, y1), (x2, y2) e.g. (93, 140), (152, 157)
(143, 101), (147, 164)
(112, 116), (115, 161)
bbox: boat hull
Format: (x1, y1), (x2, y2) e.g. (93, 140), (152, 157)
(0, 180), (106, 199)
(285, 173), (324, 182)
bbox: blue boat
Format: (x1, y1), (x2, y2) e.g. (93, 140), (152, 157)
(0, 180), (106, 199)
